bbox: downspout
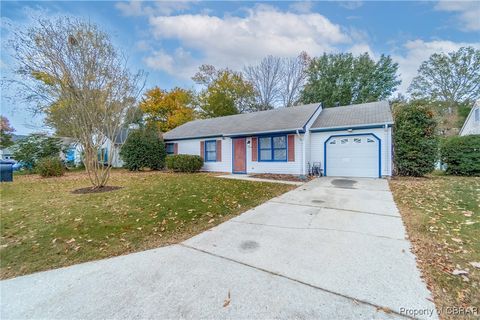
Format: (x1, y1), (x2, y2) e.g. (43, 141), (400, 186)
(384, 123), (389, 177)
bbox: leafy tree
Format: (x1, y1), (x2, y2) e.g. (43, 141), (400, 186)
(193, 65), (255, 117)
(10, 17), (144, 188)
(301, 53), (400, 107)
(12, 134), (62, 170)
(0, 116), (15, 148)
(139, 87), (195, 132)
(119, 127), (166, 171)
(409, 47), (480, 104)
(393, 101), (438, 176)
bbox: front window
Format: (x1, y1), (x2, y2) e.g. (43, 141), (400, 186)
(258, 135), (287, 161)
(166, 143), (175, 155)
(204, 140), (217, 162)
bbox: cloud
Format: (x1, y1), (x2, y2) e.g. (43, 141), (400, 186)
(289, 1), (314, 14)
(115, 0), (193, 17)
(348, 43), (375, 58)
(338, 1), (363, 10)
(435, 0), (480, 31)
(144, 48), (197, 79)
(145, 5), (351, 77)
(392, 39), (480, 94)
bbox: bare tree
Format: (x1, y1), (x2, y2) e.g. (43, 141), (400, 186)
(244, 55), (282, 110)
(280, 52), (310, 108)
(244, 53), (310, 109)
(9, 17), (144, 188)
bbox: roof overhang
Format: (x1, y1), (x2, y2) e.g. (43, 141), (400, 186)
(164, 128), (306, 141)
(225, 128), (305, 138)
(310, 122), (393, 133)
(163, 134), (223, 142)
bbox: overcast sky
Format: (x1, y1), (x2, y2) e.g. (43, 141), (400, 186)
(1, 0), (479, 134)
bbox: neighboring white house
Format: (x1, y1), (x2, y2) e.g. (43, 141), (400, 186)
(0, 135), (27, 161)
(163, 101), (393, 178)
(459, 100), (480, 136)
(72, 129), (129, 168)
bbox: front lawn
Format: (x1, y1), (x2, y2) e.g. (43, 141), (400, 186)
(0, 170), (293, 279)
(390, 176), (479, 319)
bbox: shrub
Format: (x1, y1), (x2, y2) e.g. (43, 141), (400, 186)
(120, 127), (166, 171)
(393, 101), (438, 176)
(165, 154), (203, 173)
(36, 157), (65, 177)
(441, 135), (480, 176)
(12, 134), (62, 171)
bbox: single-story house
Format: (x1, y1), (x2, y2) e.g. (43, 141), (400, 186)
(459, 100), (480, 136)
(163, 101), (393, 178)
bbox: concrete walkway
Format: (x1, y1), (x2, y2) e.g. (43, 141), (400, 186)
(1, 178), (437, 320)
(216, 174), (305, 185)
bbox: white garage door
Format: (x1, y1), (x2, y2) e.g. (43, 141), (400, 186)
(325, 135), (379, 178)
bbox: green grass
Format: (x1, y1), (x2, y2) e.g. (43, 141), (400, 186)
(390, 176), (479, 319)
(0, 170), (293, 279)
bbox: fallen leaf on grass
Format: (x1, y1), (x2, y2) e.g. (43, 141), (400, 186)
(469, 262), (480, 269)
(223, 290), (231, 307)
(208, 219), (215, 224)
(66, 238), (75, 244)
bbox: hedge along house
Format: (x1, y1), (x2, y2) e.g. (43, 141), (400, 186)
(163, 101), (393, 178)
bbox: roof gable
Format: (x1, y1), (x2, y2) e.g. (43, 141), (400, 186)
(459, 100), (480, 136)
(310, 101), (393, 130)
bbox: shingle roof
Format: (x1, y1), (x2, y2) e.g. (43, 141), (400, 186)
(163, 103), (321, 140)
(310, 101), (393, 129)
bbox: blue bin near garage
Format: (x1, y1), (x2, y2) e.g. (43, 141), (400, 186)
(0, 160), (14, 182)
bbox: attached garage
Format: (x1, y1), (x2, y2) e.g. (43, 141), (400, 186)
(324, 134), (380, 178)
(309, 101), (393, 178)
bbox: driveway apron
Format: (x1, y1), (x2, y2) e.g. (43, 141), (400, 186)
(1, 178), (437, 319)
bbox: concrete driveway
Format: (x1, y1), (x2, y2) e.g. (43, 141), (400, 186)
(1, 178), (437, 320)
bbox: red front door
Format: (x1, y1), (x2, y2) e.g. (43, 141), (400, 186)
(232, 138), (246, 173)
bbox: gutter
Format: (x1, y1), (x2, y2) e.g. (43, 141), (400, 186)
(310, 123), (393, 133)
(223, 128), (305, 137)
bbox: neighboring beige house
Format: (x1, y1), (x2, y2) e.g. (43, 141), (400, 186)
(459, 100), (480, 136)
